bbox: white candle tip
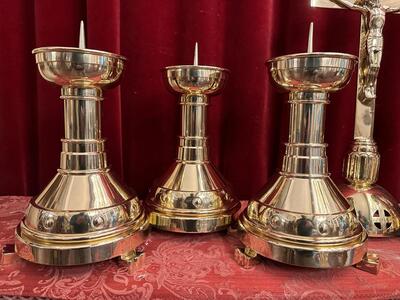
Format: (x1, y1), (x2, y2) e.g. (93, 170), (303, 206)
(79, 20), (86, 49)
(194, 42), (198, 66)
(307, 22), (314, 53)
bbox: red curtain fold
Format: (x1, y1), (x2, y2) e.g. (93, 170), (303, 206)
(0, 0), (399, 202)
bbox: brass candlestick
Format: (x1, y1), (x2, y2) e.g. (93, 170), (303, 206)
(236, 30), (367, 268)
(146, 44), (240, 233)
(15, 25), (148, 266)
(311, 0), (400, 237)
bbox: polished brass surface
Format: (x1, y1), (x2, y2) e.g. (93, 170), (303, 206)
(341, 183), (400, 236)
(237, 52), (368, 268)
(146, 65), (240, 233)
(355, 252), (381, 274)
(343, 139), (400, 236)
(15, 47), (148, 266)
(311, 0), (400, 237)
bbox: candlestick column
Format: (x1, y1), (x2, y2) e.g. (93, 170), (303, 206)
(236, 52), (367, 269)
(15, 47), (148, 266)
(147, 65), (240, 233)
(178, 94), (208, 162)
(61, 87), (107, 171)
(283, 91), (328, 176)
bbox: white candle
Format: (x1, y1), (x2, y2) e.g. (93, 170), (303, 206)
(307, 22), (314, 53)
(79, 20), (86, 49)
(193, 42), (198, 66)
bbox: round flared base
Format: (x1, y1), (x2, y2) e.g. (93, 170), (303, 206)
(237, 217), (368, 268)
(15, 213), (149, 266)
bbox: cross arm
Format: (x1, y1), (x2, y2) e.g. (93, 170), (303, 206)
(310, 0), (367, 12)
(385, 6), (400, 13)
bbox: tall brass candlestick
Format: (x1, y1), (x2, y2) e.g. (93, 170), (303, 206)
(146, 44), (240, 233)
(311, 0), (400, 237)
(15, 23), (148, 266)
(235, 25), (367, 268)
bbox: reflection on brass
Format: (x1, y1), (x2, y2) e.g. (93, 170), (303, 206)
(15, 46), (148, 266)
(1, 244), (17, 265)
(355, 252), (381, 275)
(237, 51), (368, 268)
(146, 52), (240, 233)
(311, 0), (400, 237)
(234, 247), (260, 269)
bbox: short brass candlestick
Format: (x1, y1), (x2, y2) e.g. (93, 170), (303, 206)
(311, 0), (400, 237)
(15, 45), (148, 266)
(236, 51), (367, 268)
(147, 46), (240, 233)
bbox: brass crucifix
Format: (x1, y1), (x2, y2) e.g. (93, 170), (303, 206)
(311, 0), (400, 237)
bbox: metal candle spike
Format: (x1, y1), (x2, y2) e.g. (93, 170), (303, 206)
(235, 24), (367, 268)
(311, 0), (400, 237)
(146, 43), (240, 233)
(15, 22), (148, 266)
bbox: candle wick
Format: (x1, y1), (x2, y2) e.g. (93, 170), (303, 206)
(194, 42), (198, 66)
(79, 20), (86, 49)
(307, 22), (314, 53)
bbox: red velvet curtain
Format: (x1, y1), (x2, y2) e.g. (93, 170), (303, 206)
(1, 0), (399, 201)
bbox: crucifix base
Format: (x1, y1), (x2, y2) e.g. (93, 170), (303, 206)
(341, 139), (400, 237)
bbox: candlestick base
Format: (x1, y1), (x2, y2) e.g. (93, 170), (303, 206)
(237, 176), (367, 268)
(15, 171), (149, 266)
(147, 161), (240, 233)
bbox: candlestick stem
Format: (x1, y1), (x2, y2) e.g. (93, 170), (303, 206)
(178, 94), (208, 161)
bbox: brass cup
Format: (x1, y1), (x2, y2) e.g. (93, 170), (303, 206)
(146, 65), (240, 233)
(15, 47), (148, 266)
(236, 53), (368, 268)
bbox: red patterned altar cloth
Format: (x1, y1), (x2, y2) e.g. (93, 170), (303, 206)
(1, 196), (400, 300)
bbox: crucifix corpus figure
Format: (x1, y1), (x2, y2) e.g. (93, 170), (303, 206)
(330, 0), (400, 103)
